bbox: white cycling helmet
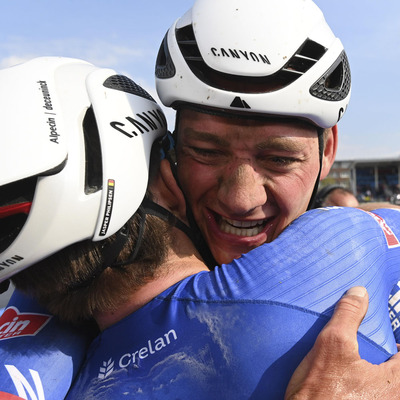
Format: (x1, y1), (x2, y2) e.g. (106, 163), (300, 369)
(155, 0), (351, 128)
(0, 57), (167, 282)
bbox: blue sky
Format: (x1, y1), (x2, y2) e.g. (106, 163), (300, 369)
(1, 0), (399, 160)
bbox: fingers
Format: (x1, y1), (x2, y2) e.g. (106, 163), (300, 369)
(317, 286), (369, 357)
(284, 288), (370, 399)
(285, 287), (400, 400)
(332, 286), (369, 329)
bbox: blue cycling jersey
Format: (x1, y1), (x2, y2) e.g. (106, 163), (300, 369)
(65, 207), (400, 399)
(0, 290), (93, 400)
(2, 207), (400, 399)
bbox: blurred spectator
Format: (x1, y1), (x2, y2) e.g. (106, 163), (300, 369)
(313, 185), (359, 208)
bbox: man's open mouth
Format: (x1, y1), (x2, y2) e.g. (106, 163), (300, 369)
(218, 217), (268, 237)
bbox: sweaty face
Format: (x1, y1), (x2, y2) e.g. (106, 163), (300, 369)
(176, 109), (322, 265)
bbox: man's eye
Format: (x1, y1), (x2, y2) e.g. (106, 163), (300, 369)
(258, 155), (298, 169)
(191, 147), (222, 157)
(271, 156), (296, 166)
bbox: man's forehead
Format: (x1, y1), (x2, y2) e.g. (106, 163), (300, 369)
(177, 110), (319, 145)
(178, 107), (318, 133)
(180, 127), (311, 153)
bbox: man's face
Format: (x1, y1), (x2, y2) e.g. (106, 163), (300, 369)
(176, 109), (323, 265)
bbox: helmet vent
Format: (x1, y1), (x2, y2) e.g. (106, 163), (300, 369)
(0, 177), (36, 253)
(83, 107), (103, 194)
(282, 39), (327, 75)
(175, 25), (203, 63)
(310, 51), (351, 101)
(103, 75), (156, 103)
(173, 24), (328, 94)
(155, 33), (177, 79)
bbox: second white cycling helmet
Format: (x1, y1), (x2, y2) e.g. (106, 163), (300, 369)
(155, 0), (351, 128)
(0, 57), (167, 282)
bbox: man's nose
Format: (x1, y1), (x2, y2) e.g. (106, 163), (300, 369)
(217, 161), (267, 216)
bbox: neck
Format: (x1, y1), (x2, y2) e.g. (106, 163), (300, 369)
(94, 227), (208, 331)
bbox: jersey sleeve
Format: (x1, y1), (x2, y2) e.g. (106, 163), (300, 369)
(205, 206), (400, 354)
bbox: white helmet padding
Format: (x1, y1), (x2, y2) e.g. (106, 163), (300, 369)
(156, 0), (351, 128)
(0, 57), (167, 281)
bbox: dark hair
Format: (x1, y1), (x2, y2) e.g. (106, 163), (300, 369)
(11, 142), (171, 325)
(12, 211), (171, 325)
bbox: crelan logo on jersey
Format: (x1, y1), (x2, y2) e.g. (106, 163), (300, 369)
(97, 329), (178, 379)
(98, 358), (114, 379)
(0, 307), (51, 341)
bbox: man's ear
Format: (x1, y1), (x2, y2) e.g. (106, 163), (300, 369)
(320, 125), (338, 180)
(151, 159), (187, 220)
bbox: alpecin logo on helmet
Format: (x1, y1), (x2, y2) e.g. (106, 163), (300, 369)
(38, 80), (60, 144)
(210, 48), (271, 64)
(0, 307), (51, 341)
(38, 80), (53, 111)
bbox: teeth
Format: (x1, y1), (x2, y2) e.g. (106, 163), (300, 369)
(219, 218), (266, 237)
(225, 218), (261, 228)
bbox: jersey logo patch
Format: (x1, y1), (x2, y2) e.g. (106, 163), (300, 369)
(364, 211), (400, 248)
(98, 358), (114, 379)
(0, 307), (51, 341)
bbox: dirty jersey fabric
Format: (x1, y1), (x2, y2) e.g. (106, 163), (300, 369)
(65, 207), (400, 400)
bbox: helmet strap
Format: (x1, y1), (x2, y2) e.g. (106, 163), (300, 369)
(107, 208), (146, 269)
(164, 114), (217, 268)
(307, 128), (325, 210)
(141, 198), (217, 269)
